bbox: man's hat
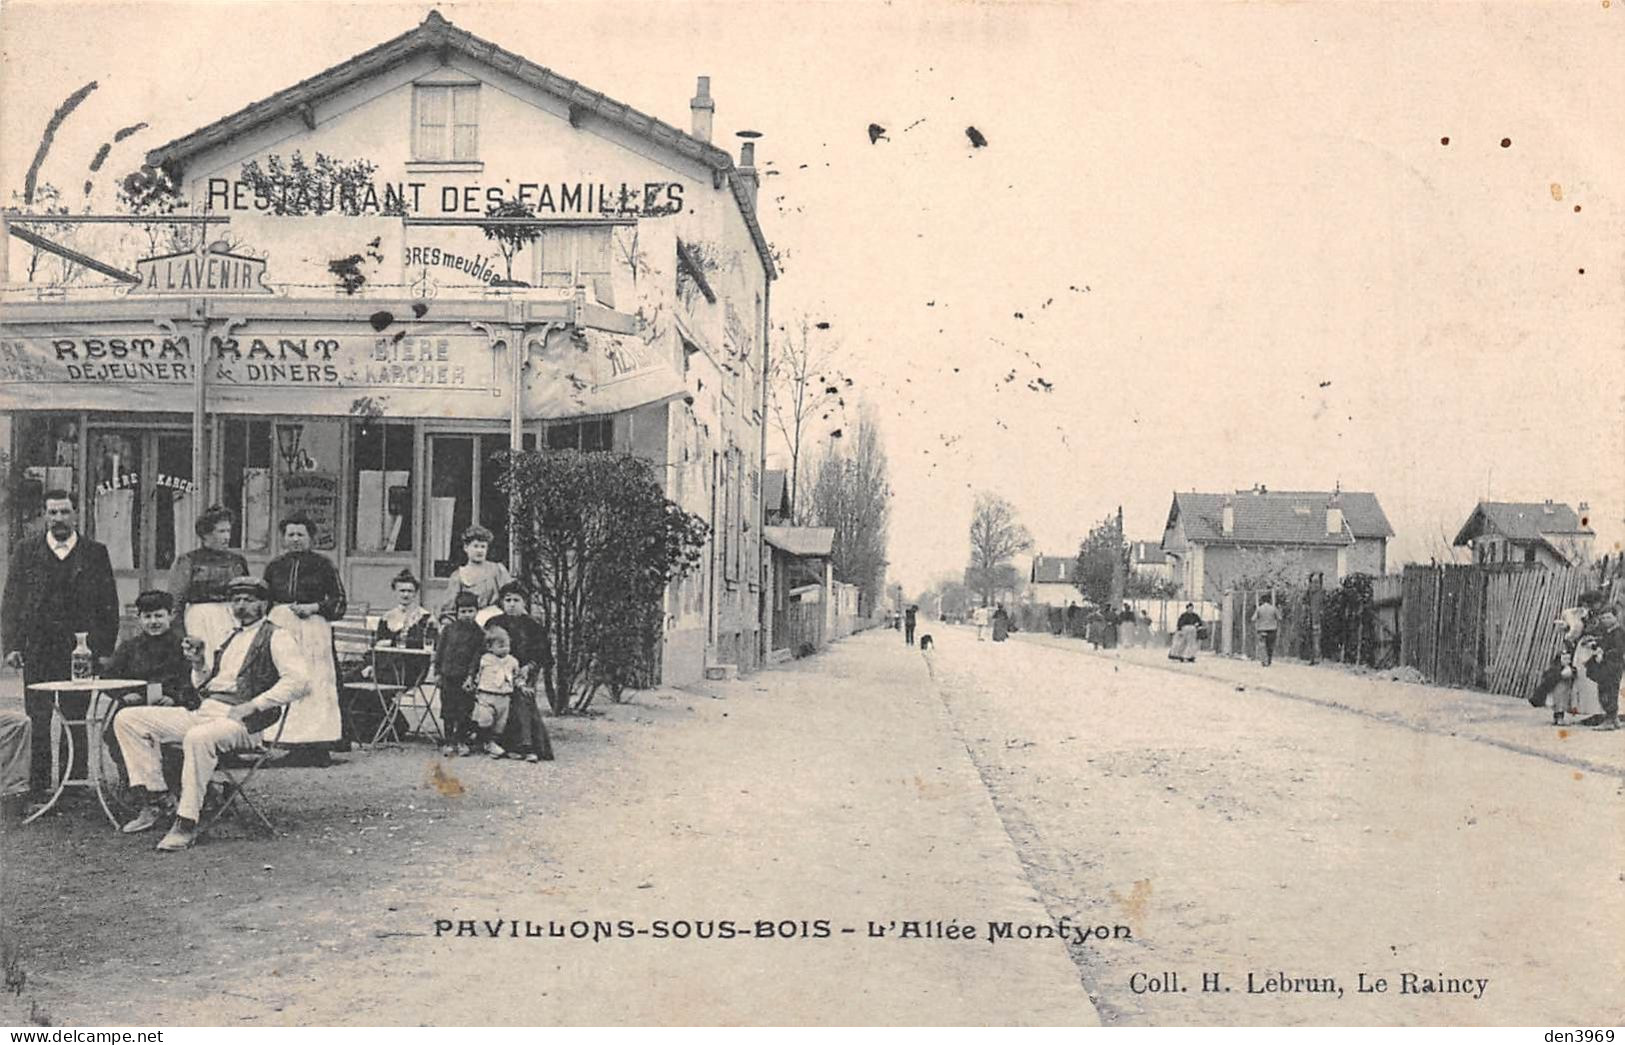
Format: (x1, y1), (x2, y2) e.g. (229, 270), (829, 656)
(227, 576), (270, 599)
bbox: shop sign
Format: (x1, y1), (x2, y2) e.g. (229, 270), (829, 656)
(131, 249), (273, 295)
(0, 333), (496, 391)
(206, 177), (685, 217)
(277, 472), (340, 551)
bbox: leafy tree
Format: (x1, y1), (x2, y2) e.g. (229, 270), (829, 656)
(1125, 571), (1178, 599)
(235, 151), (399, 216)
(1073, 511), (1125, 607)
(481, 196), (541, 283)
(1321, 572), (1376, 665)
(501, 449), (708, 714)
(967, 492), (1032, 607)
(804, 404), (890, 615)
(7, 183), (83, 285)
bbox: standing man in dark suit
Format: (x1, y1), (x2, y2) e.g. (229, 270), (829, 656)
(2, 489), (121, 799)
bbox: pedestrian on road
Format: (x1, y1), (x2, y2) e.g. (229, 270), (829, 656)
(904, 604), (918, 646)
(1118, 603), (1138, 649)
(1, 488), (120, 802)
(1251, 595), (1281, 666)
(974, 605), (990, 641)
(1584, 603), (1623, 731)
(992, 605), (1010, 642)
(1169, 603), (1202, 662)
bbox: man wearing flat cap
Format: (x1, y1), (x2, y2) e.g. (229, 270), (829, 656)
(113, 575), (308, 851)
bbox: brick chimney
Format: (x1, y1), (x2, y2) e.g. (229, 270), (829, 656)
(690, 76), (714, 143)
(1326, 489), (1344, 536)
(1222, 494), (1235, 537)
(739, 141), (759, 209)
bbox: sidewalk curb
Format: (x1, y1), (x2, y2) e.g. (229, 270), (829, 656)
(1013, 633), (1625, 781)
(918, 644), (1107, 1027)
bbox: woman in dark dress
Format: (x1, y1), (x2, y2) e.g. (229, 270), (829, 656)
(373, 568), (436, 689)
(264, 514), (347, 764)
(166, 505), (249, 665)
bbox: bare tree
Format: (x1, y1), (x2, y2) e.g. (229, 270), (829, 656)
(805, 403), (891, 615)
(768, 315), (849, 521)
(967, 492), (1033, 607)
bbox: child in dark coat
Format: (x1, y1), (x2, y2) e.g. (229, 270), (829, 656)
(105, 591), (196, 709)
(101, 590), (196, 782)
(488, 582), (554, 762)
(434, 591), (485, 756)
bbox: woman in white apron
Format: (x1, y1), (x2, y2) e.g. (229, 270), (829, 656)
(167, 505), (249, 665)
(263, 514), (347, 766)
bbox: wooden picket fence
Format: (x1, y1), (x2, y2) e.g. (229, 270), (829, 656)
(1402, 561), (1624, 700)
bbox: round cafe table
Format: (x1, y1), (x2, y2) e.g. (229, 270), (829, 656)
(23, 678), (149, 828)
(344, 644), (436, 747)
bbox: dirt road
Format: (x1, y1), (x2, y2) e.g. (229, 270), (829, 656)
(925, 624), (1625, 1025)
(0, 637), (1096, 1027)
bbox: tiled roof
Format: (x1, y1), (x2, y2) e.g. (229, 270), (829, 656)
(144, 10), (775, 280)
(1129, 540), (1167, 565)
(1167, 489), (1393, 546)
(1030, 554), (1077, 584)
(1451, 501), (1590, 546)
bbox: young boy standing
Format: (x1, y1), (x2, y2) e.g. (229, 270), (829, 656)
(471, 624), (520, 758)
(434, 592), (485, 756)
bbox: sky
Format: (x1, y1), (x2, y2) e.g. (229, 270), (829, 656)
(3, 0), (1622, 597)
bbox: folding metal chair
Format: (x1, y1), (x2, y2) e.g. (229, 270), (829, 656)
(394, 668), (444, 744)
(195, 707), (288, 839)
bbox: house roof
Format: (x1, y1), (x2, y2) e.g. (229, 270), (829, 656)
(144, 10), (775, 280)
(1030, 554), (1077, 584)
(762, 470), (788, 518)
(763, 525), (833, 558)
(1129, 540), (1167, 565)
(1164, 489), (1393, 547)
(1451, 501), (1592, 547)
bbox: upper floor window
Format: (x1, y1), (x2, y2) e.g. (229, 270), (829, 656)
(413, 84), (479, 162)
(537, 227), (613, 304)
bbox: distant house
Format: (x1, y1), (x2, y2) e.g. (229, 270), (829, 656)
(1128, 540), (1173, 585)
(763, 469), (791, 526)
(1028, 554), (1080, 607)
(1451, 500), (1594, 568)
(1160, 486), (1394, 600)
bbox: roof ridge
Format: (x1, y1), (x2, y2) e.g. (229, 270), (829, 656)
(143, 11), (774, 279)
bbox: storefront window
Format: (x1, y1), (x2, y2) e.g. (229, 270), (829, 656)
(8, 414), (78, 542)
(352, 421), (414, 553)
(87, 430), (142, 571)
(545, 418), (613, 451)
(220, 419), (274, 552)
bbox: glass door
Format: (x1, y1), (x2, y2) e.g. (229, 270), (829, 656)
(86, 427), (194, 610)
(424, 431), (531, 597)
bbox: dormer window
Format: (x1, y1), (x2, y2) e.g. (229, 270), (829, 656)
(412, 83), (479, 162)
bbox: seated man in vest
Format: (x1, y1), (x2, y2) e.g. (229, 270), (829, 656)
(114, 576), (308, 851)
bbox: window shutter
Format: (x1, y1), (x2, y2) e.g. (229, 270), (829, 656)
(415, 87), (449, 161)
(451, 85), (479, 160)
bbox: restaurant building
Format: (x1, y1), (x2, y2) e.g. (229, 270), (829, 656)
(0, 11), (774, 684)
